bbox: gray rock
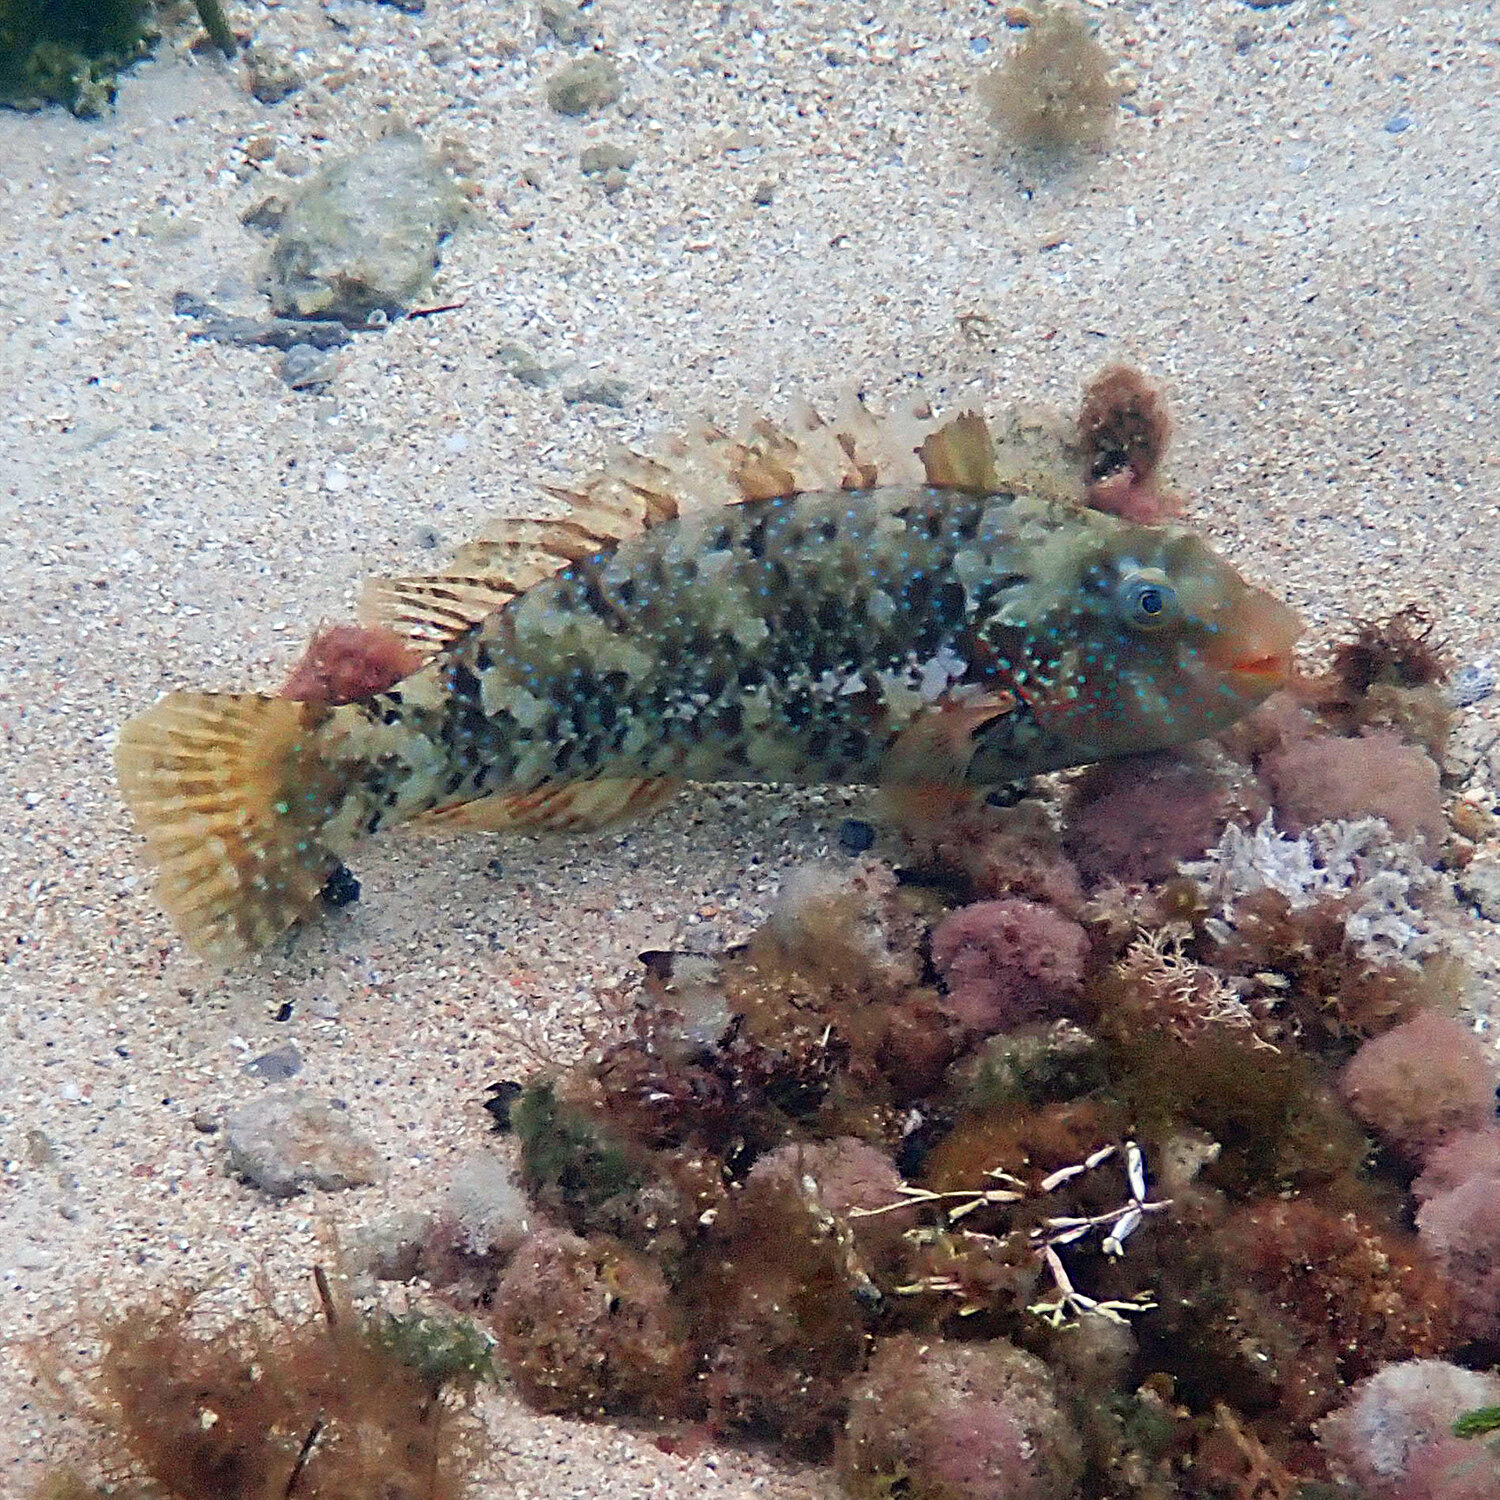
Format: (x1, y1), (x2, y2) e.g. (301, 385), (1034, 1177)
(241, 194), (289, 234)
(1457, 862), (1500, 923)
(224, 1090), (383, 1198)
(375, 0), (426, 10)
(349, 1208), (432, 1281)
(243, 1041), (305, 1080)
(267, 133), (466, 322)
(562, 374), (630, 408)
(279, 343), (339, 390)
(546, 53), (622, 116)
(442, 1150), (531, 1258)
(1452, 661), (1495, 708)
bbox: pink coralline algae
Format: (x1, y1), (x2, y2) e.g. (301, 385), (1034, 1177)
(930, 897), (1089, 1033)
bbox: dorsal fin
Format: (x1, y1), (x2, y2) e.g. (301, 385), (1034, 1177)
(917, 412), (999, 493)
(357, 573), (518, 656)
(367, 395), (1089, 661)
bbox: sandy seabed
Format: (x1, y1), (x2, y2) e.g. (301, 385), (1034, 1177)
(1, 0), (1497, 1493)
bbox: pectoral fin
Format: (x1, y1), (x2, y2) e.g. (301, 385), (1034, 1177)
(878, 691), (1018, 826)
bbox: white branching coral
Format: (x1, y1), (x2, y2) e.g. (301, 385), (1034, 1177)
(1181, 815), (1448, 963)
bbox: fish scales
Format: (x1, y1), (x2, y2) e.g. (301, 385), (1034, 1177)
(114, 403), (1301, 959)
(326, 484), (1032, 833)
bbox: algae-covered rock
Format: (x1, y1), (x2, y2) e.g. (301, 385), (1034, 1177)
(267, 132), (466, 322)
(0, 0), (155, 116)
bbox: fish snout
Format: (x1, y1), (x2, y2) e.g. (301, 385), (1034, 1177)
(1205, 588), (1302, 690)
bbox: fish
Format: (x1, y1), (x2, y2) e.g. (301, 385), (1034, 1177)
(115, 397), (1301, 960)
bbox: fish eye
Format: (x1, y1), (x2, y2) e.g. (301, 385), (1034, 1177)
(1117, 571), (1177, 630)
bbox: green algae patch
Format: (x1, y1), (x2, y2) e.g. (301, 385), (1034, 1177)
(0, 0), (156, 116)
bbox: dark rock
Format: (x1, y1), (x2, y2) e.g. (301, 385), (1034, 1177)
(838, 818), (876, 854)
(321, 863), (362, 907)
(483, 1080), (525, 1132)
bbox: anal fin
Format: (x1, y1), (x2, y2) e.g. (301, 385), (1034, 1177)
(408, 776), (681, 835)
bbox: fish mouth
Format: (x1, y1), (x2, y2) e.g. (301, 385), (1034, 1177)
(1223, 649), (1295, 684)
(1205, 590), (1302, 689)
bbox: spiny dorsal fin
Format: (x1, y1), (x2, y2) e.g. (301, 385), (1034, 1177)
(407, 776), (681, 834)
(390, 396), (1084, 652)
(456, 392), (945, 572)
(917, 411), (999, 493)
(357, 573), (519, 656)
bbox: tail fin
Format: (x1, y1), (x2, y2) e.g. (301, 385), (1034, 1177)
(115, 692), (343, 960)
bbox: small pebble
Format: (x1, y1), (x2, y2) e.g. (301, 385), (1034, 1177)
(1451, 661), (1495, 708)
(1383, 114), (1413, 134)
(580, 142), (637, 178)
(224, 1090), (383, 1198)
(495, 339), (553, 387)
(241, 194), (288, 233)
(563, 375), (630, 408)
(1457, 862), (1500, 923)
(540, 0), (593, 43)
(244, 46), (303, 105)
(191, 1108), (221, 1134)
(546, 54), (623, 116)
(280, 343), (338, 390)
(838, 818), (876, 854)
(322, 463), (350, 493)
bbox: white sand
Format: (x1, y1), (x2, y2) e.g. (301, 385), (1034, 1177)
(1, 0), (1497, 1492)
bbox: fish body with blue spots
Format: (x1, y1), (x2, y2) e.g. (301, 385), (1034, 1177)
(116, 404), (1299, 959)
